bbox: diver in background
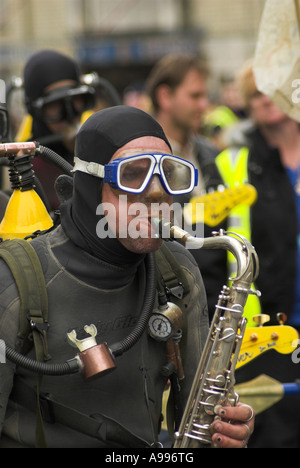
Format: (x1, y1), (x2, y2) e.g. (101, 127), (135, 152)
(20, 49), (95, 211)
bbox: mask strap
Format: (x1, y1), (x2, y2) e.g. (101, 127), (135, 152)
(72, 156), (105, 179)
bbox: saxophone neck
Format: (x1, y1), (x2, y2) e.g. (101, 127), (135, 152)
(153, 218), (259, 285)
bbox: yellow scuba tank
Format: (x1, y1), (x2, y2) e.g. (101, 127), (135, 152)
(14, 114), (33, 142)
(0, 142), (53, 240)
(0, 188), (53, 240)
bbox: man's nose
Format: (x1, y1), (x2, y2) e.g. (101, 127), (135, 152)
(143, 174), (169, 200)
(198, 96), (210, 113)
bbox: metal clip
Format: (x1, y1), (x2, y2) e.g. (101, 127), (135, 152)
(166, 282), (184, 299)
(29, 317), (50, 335)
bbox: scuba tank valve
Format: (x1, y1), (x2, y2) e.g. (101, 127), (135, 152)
(0, 141), (74, 240)
(0, 143), (53, 239)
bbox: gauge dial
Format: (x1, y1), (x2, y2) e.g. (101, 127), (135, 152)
(148, 313), (173, 341)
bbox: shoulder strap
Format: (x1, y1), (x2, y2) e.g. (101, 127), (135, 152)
(0, 238), (50, 360)
(154, 242), (190, 302)
(0, 238), (51, 447)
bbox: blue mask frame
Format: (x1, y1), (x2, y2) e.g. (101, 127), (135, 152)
(73, 153), (198, 195)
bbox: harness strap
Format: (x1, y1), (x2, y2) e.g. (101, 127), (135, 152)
(0, 238), (50, 447)
(0, 238), (49, 359)
(155, 243), (190, 303)
(10, 377), (151, 448)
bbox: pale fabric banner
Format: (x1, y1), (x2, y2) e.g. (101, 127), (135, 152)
(254, 0), (300, 122)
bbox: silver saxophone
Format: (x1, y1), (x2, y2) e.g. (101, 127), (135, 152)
(154, 219), (260, 448)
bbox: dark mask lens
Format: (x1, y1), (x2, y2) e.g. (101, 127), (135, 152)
(71, 95), (86, 113)
(41, 92), (93, 123)
(71, 92), (94, 113)
(42, 99), (65, 123)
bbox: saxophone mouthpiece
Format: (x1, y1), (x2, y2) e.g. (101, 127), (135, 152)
(151, 217), (193, 245)
(151, 217), (173, 240)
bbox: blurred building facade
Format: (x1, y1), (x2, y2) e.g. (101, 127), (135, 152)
(0, 0), (266, 93)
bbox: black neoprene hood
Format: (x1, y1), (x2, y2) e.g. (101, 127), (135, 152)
(24, 49), (81, 102)
(61, 105), (171, 263)
(74, 105), (171, 166)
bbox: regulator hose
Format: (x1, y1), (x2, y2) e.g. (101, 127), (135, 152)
(35, 144), (73, 176)
(5, 345), (80, 376)
(110, 252), (156, 357)
(5, 253), (157, 375)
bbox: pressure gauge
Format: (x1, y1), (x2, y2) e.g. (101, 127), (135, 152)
(148, 302), (183, 341)
(148, 312), (173, 341)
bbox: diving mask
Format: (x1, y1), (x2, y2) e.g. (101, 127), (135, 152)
(30, 85), (95, 123)
(72, 153), (198, 195)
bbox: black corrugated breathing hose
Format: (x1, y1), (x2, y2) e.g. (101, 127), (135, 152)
(110, 252), (156, 357)
(35, 144), (73, 176)
(5, 346), (80, 375)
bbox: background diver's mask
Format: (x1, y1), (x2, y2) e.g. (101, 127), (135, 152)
(29, 84), (95, 124)
(72, 153), (198, 195)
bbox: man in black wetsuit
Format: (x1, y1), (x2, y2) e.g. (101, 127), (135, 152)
(0, 106), (254, 448)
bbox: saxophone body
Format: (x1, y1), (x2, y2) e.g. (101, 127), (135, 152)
(155, 220), (260, 448)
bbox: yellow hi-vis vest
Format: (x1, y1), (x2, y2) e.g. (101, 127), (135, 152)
(15, 115), (33, 142)
(215, 146), (261, 327)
